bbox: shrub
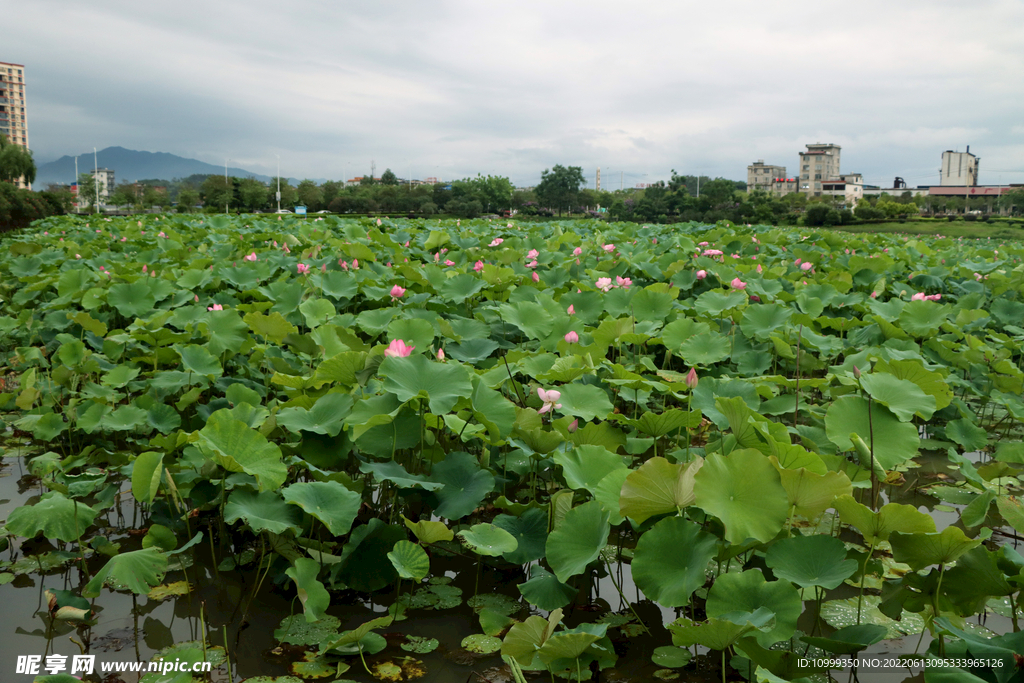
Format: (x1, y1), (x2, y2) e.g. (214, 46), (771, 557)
(804, 204), (831, 226)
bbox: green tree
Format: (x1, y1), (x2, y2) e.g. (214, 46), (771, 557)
(238, 177), (269, 211)
(467, 174), (514, 213)
(177, 188), (200, 212)
(201, 176), (234, 211)
(380, 169), (399, 186)
(321, 180), (343, 209)
(76, 173), (102, 212)
(143, 186), (170, 209)
(999, 188), (1024, 216)
(0, 134), (36, 185)
(296, 179), (324, 210)
(110, 182), (140, 209)
(534, 165), (585, 216)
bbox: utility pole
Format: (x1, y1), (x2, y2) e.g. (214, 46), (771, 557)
(620, 171), (623, 191)
(276, 155), (281, 212)
(596, 167), (601, 192)
(74, 156), (79, 213)
(225, 160), (229, 214)
(93, 147), (99, 213)
(371, 160), (376, 182)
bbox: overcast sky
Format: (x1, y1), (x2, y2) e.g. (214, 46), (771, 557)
(9, 0), (1024, 188)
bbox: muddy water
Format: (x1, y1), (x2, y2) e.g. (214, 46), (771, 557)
(1, 447), (1020, 683)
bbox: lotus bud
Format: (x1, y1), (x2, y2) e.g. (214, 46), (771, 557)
(853, 365), (861, 379)
(437, 348), (445, 361)
(564, 331), (579, 344)
(685, 367), (698, 389)
(567, 418), (579, 433)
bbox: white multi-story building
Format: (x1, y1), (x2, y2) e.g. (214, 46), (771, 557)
(0, 60), (30, 189)
(798, 143), (841, 197)
(747, 160), (787, 193)
(940, 148), (979, 187)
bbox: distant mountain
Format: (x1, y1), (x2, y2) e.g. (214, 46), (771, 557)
(34, 147), (293, 187)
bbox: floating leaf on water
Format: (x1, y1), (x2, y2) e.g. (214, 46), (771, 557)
(291, 650), (339, 679)
(401, 636), (439, 654)
(147, 581), (190, 601)
(274, 614), (341, 646)
(820, 596), (925, 638)
(654, 669), (681, 680)
(652, 646), (692, 668)
(467, 593), (521, 616)
(462, 633), (503, 654)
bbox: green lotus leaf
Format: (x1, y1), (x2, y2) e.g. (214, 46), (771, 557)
(472, 376), (517, 440)
(679, 331), (732, 366)
(537, 623), (608, 665)
(83, 547), (168, 597)
(833, 494), (936, 546)
(626, 408), (701, 438)
(800, 624), (888, 655)
(108, 280), (157, 318)
(202, 309), (248, 355)
(132, 451), (164, 504)
(276, 392), (354, 437)
(660, 318), (710, 351)
(360, 460), (444, 490)
(314, 351), (367, 388)
(631, 516), (718, 607)
(631, 287), (676, 322)
(285, 557), (331, 622)
(764, 534), (858, 589)
(4, 492), (98, 543)
(336, 519), (404, 592)
(146, 403), (181, 433)
(402, 516), (454, 544)
(142, 524), (177, 552)
(824, 396), (919, 470)
(501, 609), (563, 666)
(858, 372), (936, 422)
(668, 609), (776, 651)
(492, 508), (549, 564)
(379, 353), (473, 414)
(819, 596), (925, 638)
(225, 490), (303, 535)
(275, 614), (342, 646)
(693, 449), (788, 544)
(101, 405), (148, 431)
(401, 636), (439, 654)
(388, 540), (430, 580)
(546, 501), (610, 583)
(945, 418), (988, 452)
(244, 310), (298, 344)
(459, 523), (518, 557)
(197, 412), (287, 491)
(619, 456), (702, 524)
(387, 317), (435, 353)
(427, 451), (495, 520)
(502, 301), (555, 340)
(740, 303), (793, 341)
(102, 364), (140, 387)
(519, 564), (576, 611)
(174, 344), (223, 377)
(447, 338), (500, 363)
(694, 290), (748, 316)
(299, 297), (336, 329)
(771, 461), (852, 519)
(30, 412), (66, 441)
(283, 481), (361, 536)
(480, 608), (516, 636)
(652, 645), (693, 669)
(439, 273), (487, 302)
(706, 570), (802, 648)
(890, 526), (982, 571)
(898, 299), (950, 337)
(554, 383), (614, 422)
(319, 270), (359, 299)
(553, 444), (626, 494)
(462, 633), (503, 654)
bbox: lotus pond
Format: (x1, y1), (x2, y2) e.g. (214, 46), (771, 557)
(2, 213), (1024, 683)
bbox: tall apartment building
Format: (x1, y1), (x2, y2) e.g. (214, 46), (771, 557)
(0, 61), (30, 189)
(940, 148), (979, 186)
(798, 143), (841, 197)
(747, 160), (787, 193)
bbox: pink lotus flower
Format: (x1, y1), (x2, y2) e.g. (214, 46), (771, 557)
(194, 295), (199, 302)
(390, 285), (406, 299)
(911, 292), (926, 301)
(702, 249), (723, 257)
(567, 418), (579, 433)
(565, 331), (579, 343)
(731, 253), (740, 259)
(75, 253), (81, 259)
(283, 244), (291, 253)
(321, 264), (327, 272)
(616, 276), (632, 288)
(489, 238), (504, 247)
(376, 218), (382, 226)
(596, 277), (614, 292)
(207, 304), (224, 311)
(142, 265), (148, 273)
(536, 388), (562, 415)
(685, 367), (699, 389)
(158, 231), (166, 238)
(926, 293), (942, 301)
(352, 259), (359, 269)
(567, 304), (575, 315)
(573, 247), (582, 256)
(434, 252), (441, 262)
(870, 292), (878, 298)
(385, 339), (414, 357)
(297, 263), (310, 274)
(695, 270), (707, 280)
(245, 252), (258, 262)
(527, 249), (539, 259)
(795, 258), (802, 265)
(526, 260), (538, 268)
(749, 294), (761, 302)
(801, 262), (813, 271)
(730, 278), (747, 290)
(532, 271), (540, 282)
(698, 241), (709, 247)
(756, 264), (763, 274)
(121, 236), (127, 242)
(437, 348), (445, 360)
(602, 244), (615, 252)
(652, 238), (658, 245)
(474, 260), (484, 272)
(444, 259), (455, 266)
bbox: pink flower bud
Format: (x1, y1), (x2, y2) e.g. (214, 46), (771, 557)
(685, 367), (698, 389)
(437, 348), (445, 361)
(567, 304), (575, 315)
(567, 418), (579, 433)
(564, 331), (579, 344)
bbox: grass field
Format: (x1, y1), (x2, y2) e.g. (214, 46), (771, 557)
(827, 219), (1024, 240)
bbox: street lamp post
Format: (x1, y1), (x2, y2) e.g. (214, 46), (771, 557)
(225, 159), (229, 215)
(276, 155), (281, 212)
(93, 147), (99, 214)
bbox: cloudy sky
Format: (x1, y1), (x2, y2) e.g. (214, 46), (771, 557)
(9, 0), (1024, 188)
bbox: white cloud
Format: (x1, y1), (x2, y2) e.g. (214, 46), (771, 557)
(11, 0), (1024, 185)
